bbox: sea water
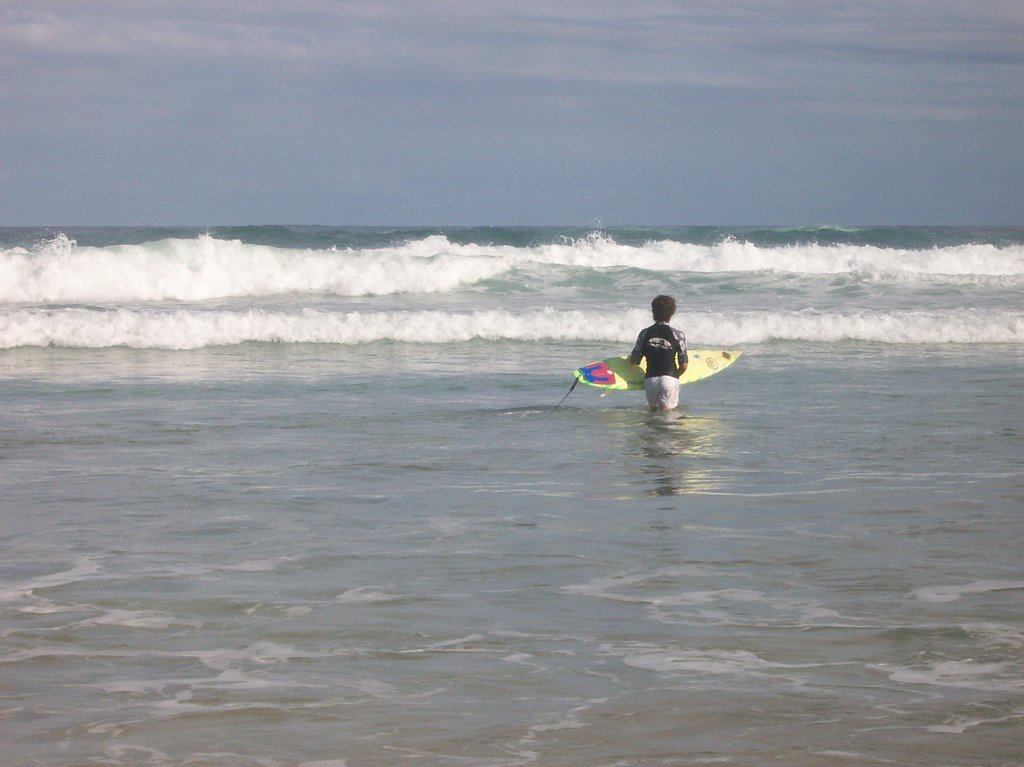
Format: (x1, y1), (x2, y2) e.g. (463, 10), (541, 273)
(1, 226), (1022, 766)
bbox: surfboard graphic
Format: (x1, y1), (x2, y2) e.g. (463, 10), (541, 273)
(573, 350), (742, 391)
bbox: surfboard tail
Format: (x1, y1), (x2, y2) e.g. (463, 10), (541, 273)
(573, 357), (641, 391)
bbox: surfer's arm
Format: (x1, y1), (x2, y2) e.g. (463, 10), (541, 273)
(675, 329), (688, 375)
(629, 330), (646, 365)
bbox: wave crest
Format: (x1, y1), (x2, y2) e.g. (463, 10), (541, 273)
(0, 234), (514, 302)
(2, 233), (1022, 304)
(2, 307), (1020, 350)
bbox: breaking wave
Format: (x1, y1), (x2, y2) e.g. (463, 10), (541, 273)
(2, 233), (1023, 303)
(3, 307), (1021, 349)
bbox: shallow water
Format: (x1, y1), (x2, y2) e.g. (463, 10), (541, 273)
(3, 342), (1022, 766)
(2, 227), (1023, 765)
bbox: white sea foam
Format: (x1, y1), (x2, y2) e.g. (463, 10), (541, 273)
(911, 580), (1024, 603)
(2, 306), (1021, 349)
(563, 569), (848, 629)
(0, 557), (103, 603)
(925, 711), (1024, 734)
(962, 623), (1024, 650)
(2, 233), (1022, 304)
(69, 609), (201, 631)
(0, 234), (514, 302)
(334, 587), (407, 604)
(882, 658), (1023, 692)
(620, 647), (795, 678)
(427, 233), (1024, 277)
(691, 309), (1024, 345)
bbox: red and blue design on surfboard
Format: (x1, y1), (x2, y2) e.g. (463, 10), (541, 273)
(578, 361), (617, 386)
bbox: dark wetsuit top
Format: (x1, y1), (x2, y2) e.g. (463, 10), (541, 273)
(629, 322), (688, 379)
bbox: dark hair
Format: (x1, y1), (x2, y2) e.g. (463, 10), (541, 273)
(651, 295), (676, 322)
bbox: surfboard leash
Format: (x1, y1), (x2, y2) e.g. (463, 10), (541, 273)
(555, 377), (579, 408)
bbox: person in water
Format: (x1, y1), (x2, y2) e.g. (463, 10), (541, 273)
(630, 294), (688, 411)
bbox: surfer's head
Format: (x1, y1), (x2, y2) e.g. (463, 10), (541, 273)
(651, 295), (676, 323)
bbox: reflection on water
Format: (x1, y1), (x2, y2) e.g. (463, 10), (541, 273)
(590, 407), (731, 497)
(638, 411), (727, 496)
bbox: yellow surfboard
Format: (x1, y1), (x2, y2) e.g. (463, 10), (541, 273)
(573, 350), (742, 391)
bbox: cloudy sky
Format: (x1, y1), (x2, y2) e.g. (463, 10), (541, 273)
(2, 1), (1022, 225)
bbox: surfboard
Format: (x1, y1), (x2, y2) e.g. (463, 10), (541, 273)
(572, 350), (742, 391)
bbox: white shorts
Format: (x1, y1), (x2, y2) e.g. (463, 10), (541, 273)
(644, 375), (680, 411)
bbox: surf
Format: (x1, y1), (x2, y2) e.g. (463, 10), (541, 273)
(0, 233), (516, 303)
(3, 231), (1024, 305)
(3, 306), (1022, 349)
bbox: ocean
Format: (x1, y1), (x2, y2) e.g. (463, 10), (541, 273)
(2, 225), (1022, 766)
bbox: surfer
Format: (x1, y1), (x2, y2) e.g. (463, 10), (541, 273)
(630, 295), (688, 411)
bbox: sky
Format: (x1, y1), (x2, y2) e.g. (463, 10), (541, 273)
(2, 1), (1022, 226)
